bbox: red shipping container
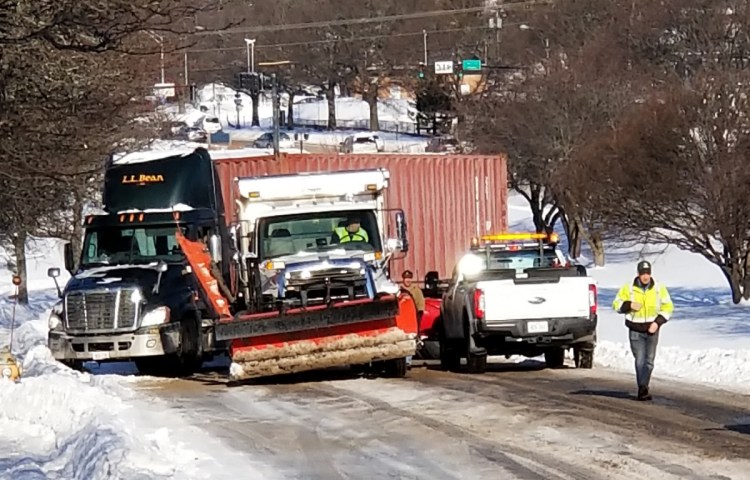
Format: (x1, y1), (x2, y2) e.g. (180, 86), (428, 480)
(214, 153), (507, 280)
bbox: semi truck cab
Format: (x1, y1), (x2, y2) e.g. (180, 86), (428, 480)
(47, 149), (231, 374)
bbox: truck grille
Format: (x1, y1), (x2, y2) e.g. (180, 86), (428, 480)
(65, 289), (140, 333)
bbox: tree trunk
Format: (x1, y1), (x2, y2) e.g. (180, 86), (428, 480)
(744, 253), (750, 301)
(287, 91), (295, 129)
(560, 214), (583, 258)
(366, 79), (380, 131)
(722, 265), (744, 304)
(577, 220), (606, 267)
(71, 188), (85, 271)
(12, 232), (28, 305)
(326, 82), (337, 130)
(590, 231), (605, 267)
(251, 92), (260, 127)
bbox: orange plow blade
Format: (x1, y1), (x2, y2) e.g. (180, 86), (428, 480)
(217, 295), (418, 381)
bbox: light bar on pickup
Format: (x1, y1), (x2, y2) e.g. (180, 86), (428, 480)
(478, 232), (560, 243)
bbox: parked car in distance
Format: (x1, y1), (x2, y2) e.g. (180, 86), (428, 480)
(253, 131), (294, 149)
(202, 116), (222, 134)
(183, 127), (208, 142)
(425, 135), (461, 153)
(339, 133), (385, 154)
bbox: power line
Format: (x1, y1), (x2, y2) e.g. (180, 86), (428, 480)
(185, 25), (508, 54)
(193, 1), (551, 36)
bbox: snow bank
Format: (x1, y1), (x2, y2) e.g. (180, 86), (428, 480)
(507, 192), (750, 394)
(0, 238), (270, 479)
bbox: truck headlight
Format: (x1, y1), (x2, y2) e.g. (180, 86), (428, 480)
(48, 301), (63, 330)
(141, 306), (170, 327)
(2, 367), (12, 378)
(130, 289), (143, 304)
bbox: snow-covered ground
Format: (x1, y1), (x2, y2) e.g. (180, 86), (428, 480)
(164, 83), (431, 154)
(0, 239), (274, 479)
(507, 193), (750, 393)
(2, 188), (750, 478)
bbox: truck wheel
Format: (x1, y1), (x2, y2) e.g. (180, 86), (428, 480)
(62, 360), (86, 372)
(544, 347), (566, 368)
(383, 358), (407, 378)
(466, 353), (487, 374)
(439, 335), (461, 372)
(574, 347), (594, 369)
(136, 317), (202, 377)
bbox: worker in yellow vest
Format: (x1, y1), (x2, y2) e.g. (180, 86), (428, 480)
(612, 260), (674, 401)
(331, 216), (369, 244)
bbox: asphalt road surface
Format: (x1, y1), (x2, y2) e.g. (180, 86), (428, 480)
(136, 359), (750, 480)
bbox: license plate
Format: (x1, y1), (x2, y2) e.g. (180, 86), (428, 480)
(91, 351), (110, 361)
(527, 321), (549, 333)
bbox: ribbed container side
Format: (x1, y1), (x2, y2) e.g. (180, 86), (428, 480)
(215, 153), (507, 279)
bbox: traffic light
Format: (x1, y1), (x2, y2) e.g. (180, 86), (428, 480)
(417, 62), (426, 80)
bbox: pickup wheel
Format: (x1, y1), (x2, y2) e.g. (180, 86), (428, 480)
(466, 353), (487, 374)
(544, 347), (566, 369)
(574, 347), (594, 369)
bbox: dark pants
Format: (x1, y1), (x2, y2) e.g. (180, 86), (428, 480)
(629, 329), (659, 388)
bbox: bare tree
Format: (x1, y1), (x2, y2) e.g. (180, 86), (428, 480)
(0, 0), (227, 303)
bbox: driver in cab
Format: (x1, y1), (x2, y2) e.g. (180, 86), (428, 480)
(331, 215), (369, 244)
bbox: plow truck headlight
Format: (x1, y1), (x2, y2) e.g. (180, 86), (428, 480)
(2, 367), (11, 378)
(141, 306), (170, 327)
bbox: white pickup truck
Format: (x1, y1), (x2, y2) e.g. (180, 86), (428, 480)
(438, 233), (597, 373)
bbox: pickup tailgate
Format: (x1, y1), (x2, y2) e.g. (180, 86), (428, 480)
(478, 275), (592, 323)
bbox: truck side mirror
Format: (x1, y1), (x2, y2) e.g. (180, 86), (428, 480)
(63, 242), (75, 273)
(48, 268), (62, 298)
(209, 234), (223, 263)
(395, 211), (409, 253)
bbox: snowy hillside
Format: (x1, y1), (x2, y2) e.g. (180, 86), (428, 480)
(162, 83), (431, 153)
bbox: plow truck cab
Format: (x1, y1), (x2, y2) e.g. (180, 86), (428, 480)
(217, 168), (417, 380)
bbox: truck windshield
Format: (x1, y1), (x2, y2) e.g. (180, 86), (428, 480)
(81, 226), (184, 267)
(487, 248), (560, 270)
(259, 210), (381, 259)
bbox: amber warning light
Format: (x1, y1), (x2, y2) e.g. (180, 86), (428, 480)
(474, 232), (560, 245)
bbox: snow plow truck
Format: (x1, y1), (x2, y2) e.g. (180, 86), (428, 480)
(47, 147), (417, 381)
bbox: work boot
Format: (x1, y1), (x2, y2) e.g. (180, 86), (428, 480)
(637, 386), (652, 401)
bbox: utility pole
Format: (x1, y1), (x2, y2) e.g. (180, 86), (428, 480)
(272, 73), (280, 158)
(184, 52), (189, 85)
(423, 29), (428, 65)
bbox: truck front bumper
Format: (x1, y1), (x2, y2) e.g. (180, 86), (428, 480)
(478, 315), (597, 346)
(48, 323), (181, 362)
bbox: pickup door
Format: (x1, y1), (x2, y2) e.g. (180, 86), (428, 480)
(477, 273), (594, 330)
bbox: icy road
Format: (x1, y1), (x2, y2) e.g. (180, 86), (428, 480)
(137, 361), (750, 480)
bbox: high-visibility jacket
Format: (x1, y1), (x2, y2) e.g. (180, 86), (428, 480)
(334, 226), (369, 243)
(612, 278), (674, 332)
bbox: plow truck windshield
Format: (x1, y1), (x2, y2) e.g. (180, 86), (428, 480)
(259, 210), (381, 260)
